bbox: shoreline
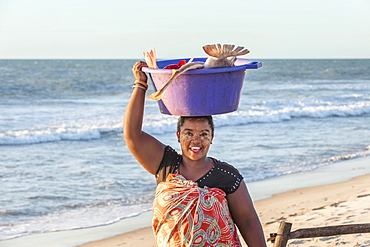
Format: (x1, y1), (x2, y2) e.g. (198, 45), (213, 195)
(78, 173), (370, 247)
(2, 155), (370, 247)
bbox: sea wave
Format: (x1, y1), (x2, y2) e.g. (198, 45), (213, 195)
(1, 101), (369, 145)
(242, 149), (370, 183)
(0, 203), (152, 241)
(253, 79), (370, 91)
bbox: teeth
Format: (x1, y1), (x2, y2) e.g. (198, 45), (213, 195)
(191, 147), (201, 151)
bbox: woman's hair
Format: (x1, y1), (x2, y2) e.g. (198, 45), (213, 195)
(177, 116), (214, 136)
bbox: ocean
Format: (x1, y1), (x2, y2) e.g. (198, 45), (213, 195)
(1, 59), (369, 241)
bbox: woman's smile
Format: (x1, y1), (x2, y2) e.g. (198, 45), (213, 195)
(190, 146), (201, 153)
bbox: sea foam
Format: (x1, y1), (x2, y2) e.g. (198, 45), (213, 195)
(1, 101), (369, 145)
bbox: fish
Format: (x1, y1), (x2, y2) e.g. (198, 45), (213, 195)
(147, 60), (204, 100)
(202, 44), (250, 68)
(143, 48), (158, 69)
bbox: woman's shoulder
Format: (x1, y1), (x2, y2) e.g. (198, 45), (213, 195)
(197, 158), (243, 195)
(162, 145), (181, 163)
(212, 158), (243, 178)
(155, 145), (181, 184)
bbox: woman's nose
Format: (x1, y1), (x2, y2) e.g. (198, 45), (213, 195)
(191, 135), (201, 142)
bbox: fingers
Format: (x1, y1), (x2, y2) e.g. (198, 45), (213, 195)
(132, 61), (147, 73)
(132, 61), (148, 82)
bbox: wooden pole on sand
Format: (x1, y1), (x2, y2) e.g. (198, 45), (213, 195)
(270, 222), (370, 247)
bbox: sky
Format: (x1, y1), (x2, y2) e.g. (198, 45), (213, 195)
(0, 0), (369, 59)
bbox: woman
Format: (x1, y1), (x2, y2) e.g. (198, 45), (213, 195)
(124, 61), (267, 246)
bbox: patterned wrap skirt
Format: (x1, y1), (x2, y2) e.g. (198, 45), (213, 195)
(152, 174), (241, 246)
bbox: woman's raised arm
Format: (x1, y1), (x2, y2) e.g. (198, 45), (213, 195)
(123, 61), (166, 175)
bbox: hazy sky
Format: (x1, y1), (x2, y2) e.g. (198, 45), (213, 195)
(0, 0), (369, 59)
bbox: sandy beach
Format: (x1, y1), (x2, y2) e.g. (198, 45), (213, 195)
(79, 156), (370, 247)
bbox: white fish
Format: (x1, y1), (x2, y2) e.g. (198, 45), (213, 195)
(202, 44), (250, 68)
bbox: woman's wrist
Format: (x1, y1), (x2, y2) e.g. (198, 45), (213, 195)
(135, 80), (148, 88)
(132, 80), (148, 92)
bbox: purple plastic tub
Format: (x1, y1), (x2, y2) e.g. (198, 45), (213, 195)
(142, 57), (262, 116)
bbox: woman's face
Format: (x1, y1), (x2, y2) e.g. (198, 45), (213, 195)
(176, 118), (213, 161)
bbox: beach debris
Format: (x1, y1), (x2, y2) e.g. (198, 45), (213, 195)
(269, 221), (370, 246)
(147, 59), (204, 100)
(143, 48), (158, 69)
(357, 193), (370, 198)
(330, 201), (346, 206)
(203, 44), (250, 68)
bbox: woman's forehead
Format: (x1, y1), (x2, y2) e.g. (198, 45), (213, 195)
(181, 118), (211, 130)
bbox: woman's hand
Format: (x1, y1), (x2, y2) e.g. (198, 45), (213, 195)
(132, 61), (148, 83)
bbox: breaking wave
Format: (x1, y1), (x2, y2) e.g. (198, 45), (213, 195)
(1, 101), (369, 145)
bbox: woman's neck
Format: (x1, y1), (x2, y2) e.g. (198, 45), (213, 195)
(179, 156), (214, 181)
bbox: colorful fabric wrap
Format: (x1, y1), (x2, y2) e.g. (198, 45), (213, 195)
(152, 174), (241, 247)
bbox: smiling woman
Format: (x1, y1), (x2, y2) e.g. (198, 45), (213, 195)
(123, 61), (267, 246)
